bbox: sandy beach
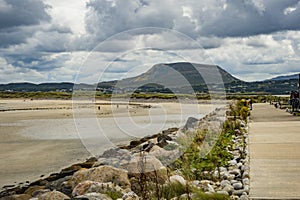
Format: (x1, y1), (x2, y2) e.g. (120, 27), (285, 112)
(0, 99), (218, 189)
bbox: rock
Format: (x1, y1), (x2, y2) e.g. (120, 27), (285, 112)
(242, 171), (249, 179)
(199, 180), (211, 185)
(224, 173), (235, 181)
(237, 162), (243, 168)
(231, 195), (240, 200)
(162, 127), (178, 135)
(69, 165), (130, 189)
(38, 191), (70, 200)
(72, 181), (94, 196)
(229, 159), (237, 166)
(229, 169), (241, 176)
(46, 176), (71, 192)
(180, 194), (189, 199)
(207, 184), (215, 193)
(73, 192), (113, 200)
(141, 142), (155, 152)
(240, 194), (249, 200)
(24, 186), (45, 196)
(242, 178), (249, 185)
(32, 189), (50, 198)
(191, 180), (200, 187)
(122, 191), (139, 200)
(148, 145), (179, 164)
(169, 175), (186, 186)
(94, 158), (121, 168)
(243, 185), (249, 194)
(157, 135), (172, 143)
(72, 181), (124, 197)
(199, 180), (215, 193)
(128, 140), (143, 149)
(0, 194), (32, 200)
(220, 167), (228, 172)
(121, 154), (167, 178)
(222, 185), (234, 195)
(241, 165), (249, 172)
(232, 182), (243, 190)
(157, 139), (168, 148)
(101, 148), (130, 159)
(233, 189), (245, 196)
(183, 117), (198, 131)
(216, 191), (229, 195)
(220, 180), (231, 188)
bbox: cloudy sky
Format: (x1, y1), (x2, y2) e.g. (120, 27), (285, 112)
(0, 0), (300, 83)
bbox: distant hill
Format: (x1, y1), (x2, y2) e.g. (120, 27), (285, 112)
(110, 62), (241, 93)
(0, 63), (299, 95)
(0, 82), (94, 92)
(268, 73), (299, 81)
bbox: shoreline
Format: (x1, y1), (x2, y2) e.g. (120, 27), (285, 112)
(0, 101), (251, 199)
(0, 99), (218, 190)
(0, 106), (216, 195)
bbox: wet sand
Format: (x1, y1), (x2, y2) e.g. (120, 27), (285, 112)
(0, 99), (217, 188)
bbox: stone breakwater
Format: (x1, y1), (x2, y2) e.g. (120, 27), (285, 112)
(0, 106), (250, 200)
(198, 119), (250, 200)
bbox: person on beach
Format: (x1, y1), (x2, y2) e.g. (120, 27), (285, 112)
(248, 99), (252, 110)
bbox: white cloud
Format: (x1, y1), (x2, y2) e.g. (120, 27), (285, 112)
(44, 0), (88, 35)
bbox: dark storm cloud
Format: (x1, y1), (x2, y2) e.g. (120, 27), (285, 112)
(84, 0), (179, 43)
(4, 53), (69, 71)
(203, 0), (300, 37)
(0, 27), (32, 47)
(0, 0), (51, 47)
(85, 0), (300, 41)
(0, 0), (75, 78)
(0, 0), (51, 29)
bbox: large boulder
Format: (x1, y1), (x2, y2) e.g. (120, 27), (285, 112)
(0, 194), (32, 200)
(73, 192), (113, 200)
(68, 165), (130, 189)
(183, 117), (199, 131)
(122, 153), (168, 194)
(169, 175), (186, 186)
(121, 154), (167, 176)
(72, 181), (125, 197)
(148, 145), (179, 165)
(38, 191), (70, 200)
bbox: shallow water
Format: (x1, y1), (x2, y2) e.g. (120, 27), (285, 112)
(17, 103), (213, 155)
(0, 101), (223, 187)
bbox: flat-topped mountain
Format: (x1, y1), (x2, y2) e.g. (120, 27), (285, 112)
(114, 62), (241, 90)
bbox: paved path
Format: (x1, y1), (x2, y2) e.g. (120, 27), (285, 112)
(249, 103), (300, 199)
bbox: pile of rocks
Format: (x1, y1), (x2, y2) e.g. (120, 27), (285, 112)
(0, 107), (250, 200)
(192, 119), (250, 200)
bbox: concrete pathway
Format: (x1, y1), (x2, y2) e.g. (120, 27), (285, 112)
(249, 103), (300, 199)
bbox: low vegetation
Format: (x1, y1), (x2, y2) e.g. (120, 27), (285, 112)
(0, 91), (72, 99)
(127, 100), (249, 199)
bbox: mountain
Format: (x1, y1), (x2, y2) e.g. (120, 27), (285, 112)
(268, 73), (299, 81)
(0, 62), (298, 95)
(113, 62), (241, 91)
